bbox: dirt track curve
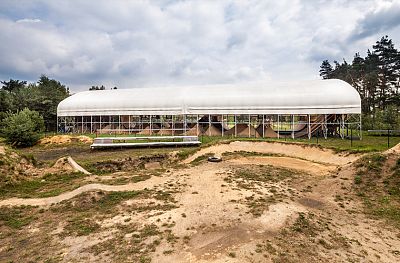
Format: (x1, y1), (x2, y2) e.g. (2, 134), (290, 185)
(0, 141), (360, 207)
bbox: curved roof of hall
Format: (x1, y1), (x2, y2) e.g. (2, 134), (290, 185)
(57, 79), (361, 116)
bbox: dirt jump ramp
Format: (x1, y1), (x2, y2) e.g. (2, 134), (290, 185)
(67, 157), (91, 175)
(184, 141), (360, 165)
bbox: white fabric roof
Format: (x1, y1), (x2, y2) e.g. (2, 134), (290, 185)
(57, 79), (361, 116)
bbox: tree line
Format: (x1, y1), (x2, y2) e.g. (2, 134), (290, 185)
(0, 75), (70, 132)
(320, 35), (400, 129)
(89, 85), (117, 90)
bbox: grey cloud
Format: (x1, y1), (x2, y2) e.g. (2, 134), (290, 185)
(351, 1), (400, 40)
(0, 0), (399, 91)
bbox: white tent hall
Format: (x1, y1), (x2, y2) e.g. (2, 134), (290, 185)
(57, 79), (361, 139)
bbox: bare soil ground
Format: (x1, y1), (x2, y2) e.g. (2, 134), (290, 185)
(0, 141), (399, 263)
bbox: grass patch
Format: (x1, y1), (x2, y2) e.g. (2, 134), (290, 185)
(0, 171), (87, 199)
(0, 207), (35, 229)
(54, 188), (177, 218)
(291, 212), (319, 237)
(63, 215), (100, 236)
(90, 223), (162, 262)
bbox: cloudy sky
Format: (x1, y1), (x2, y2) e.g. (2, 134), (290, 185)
(0, 0), (400, 92)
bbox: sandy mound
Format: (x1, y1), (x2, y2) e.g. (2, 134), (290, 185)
(158, 129), (173, 135)
(202, 125), (222, 136)
(186, 124), (201, 136)
(76, 135), (93, 144)
(138, 127), (153, 135)
(0, 146), (5, 155)
(39, 135), (93, 145)
(225, 123), (261, 137)
(40, 135), (72, 144)
(385, 143), (400, 155)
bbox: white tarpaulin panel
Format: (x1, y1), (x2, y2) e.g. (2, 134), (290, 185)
(57, 79), (361, 116)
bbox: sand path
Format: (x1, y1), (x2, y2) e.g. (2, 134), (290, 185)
(0, 175), (169, 207)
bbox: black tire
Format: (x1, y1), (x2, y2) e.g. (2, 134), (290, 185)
(208, 156), (222, 162)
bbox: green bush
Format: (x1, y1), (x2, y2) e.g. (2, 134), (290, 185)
(354, 175), (362, 184)
(1, 108), (44, 147)
(362, 106), (400, 130)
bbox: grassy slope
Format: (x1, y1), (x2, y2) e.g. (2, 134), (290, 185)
(353, 153), (400, 228)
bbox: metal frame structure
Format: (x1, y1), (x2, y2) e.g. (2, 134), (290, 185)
(57, 113), (361, 139)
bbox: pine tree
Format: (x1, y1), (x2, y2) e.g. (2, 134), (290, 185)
(372, 36), (398, 108)
(363, 50), (380, 113)
(319, 60), (333, 79)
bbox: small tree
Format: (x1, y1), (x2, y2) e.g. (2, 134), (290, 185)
(382, 105), (399, 129)
(319, 60), (333, 79)
(1, 108), (44, 147)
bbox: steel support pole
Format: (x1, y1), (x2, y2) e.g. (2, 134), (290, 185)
(81, 116), (83, 134)
(359, 114), (362, 140)
(197, 114), (199, 136)
(291, 114), (294, 139)
(150, 115), (152, 135)
(235, 115), (237, 137)
(262, 115), (265, 138)
(277, 114), (280, 139)
(308, 114), (311, 139)
(341, 114), (345, 139)
(128, 115), (131, 134)
(172, 115), (175, 136)
(248, 114), (251, 138)
(220, 115), (224, 137)
(208, 114), (211, 136)
(184, 114), (187, 135)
